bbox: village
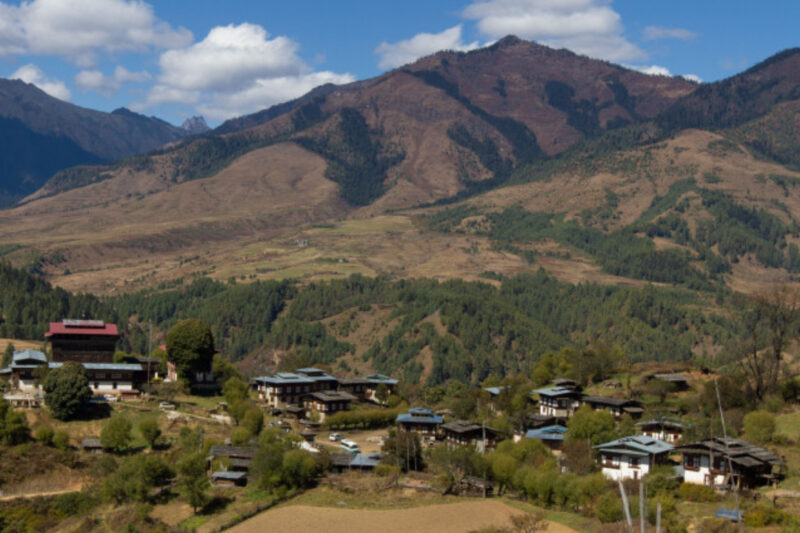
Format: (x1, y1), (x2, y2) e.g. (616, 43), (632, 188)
(0, 317), (795, 532)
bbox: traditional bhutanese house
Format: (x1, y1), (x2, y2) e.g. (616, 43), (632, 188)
(525, 425), (567, 450)
(636, 419), (683, 443)
(338, 377), (368, 398)
(363, 374), (398, 403)
(441, 420), (500, 451)
(121, 355), (162, 383)
(303, 390), (355, 421)
(675, 437), (784, 489)
(210, 471), (247, 487)
(0, 349), (48, 392)
(534, 387), (583, 418)
(207, 445), (259, 479)
(46, 319), (119, 363)
(582, 396), (644, 419)
(50, 362), (143, 396)
(396, 408), (443, 436)
(645, 373), (690, 392)
(295, 367), (339, 390)
(251, 372), (315, 408)
(594, 436), (673, 481)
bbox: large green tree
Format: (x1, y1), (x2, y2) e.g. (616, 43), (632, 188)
(101, 416), (133, 453)
(178, 453), (210, 513)
(166, 319), (215, 381)
(43, 361), (92, 420)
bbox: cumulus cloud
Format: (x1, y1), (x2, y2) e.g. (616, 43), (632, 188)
(681, 73), (702, 83)
(135, 23), (354, 120)
(375, 25), (480, 70)
(642, 26), (696, 41)
(75, 66), (151, 96)
(11, 63), (71, 100)
(0, 0), (191, 65)
(626, 64), (701, 83)
(462, 0), (643, 62)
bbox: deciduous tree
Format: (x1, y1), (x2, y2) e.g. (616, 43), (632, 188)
(43, 361), (92, 420)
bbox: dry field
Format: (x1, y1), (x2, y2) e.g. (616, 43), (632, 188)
(228, 500), (579, 533)
(0, 338), (42, 354)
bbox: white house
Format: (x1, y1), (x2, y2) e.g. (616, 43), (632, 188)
(636, 419), (683, 443)
(675, 437), (783, 489)
(594, 435), (673, 481)
(534, 386), (583, 418)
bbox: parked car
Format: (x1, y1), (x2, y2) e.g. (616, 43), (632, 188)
(103, 394), (120, 402)
(329, 432), (344, 442)
(159, 401), (176, 410)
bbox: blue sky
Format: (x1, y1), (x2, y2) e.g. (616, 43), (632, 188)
(1, 0), (797, 126)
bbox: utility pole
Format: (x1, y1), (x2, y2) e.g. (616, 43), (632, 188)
(619, 480), (634, 533)
(655, 502), (661, 533)
(715, 379), (741, 529)
(639, 480), (646, 533)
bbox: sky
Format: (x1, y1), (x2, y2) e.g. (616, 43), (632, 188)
(0, 0), (798, 127)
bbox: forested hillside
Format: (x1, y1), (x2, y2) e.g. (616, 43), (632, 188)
(0, 263), (738, 386)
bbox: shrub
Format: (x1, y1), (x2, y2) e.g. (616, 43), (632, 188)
(596, 491), (624, 523)
(100, 416), (133, 453)
(679, 483), (717, 502)
(743, 410), (776, 445)
(138, 418), (161, 448)
(35, 425), (55, 446)
(52, 430), (70, 450)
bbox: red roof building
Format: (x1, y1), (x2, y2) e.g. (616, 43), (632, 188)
(46, 319), (119, 363)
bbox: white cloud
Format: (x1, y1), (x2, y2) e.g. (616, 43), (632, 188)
(135, 23), (355, 120)
(633, 64), (672, 77)
(643, 26), (696, 41)
(75, 66), (150, 96)
(10, 63), (70, 100)
(375, 25), (480, 70)
(681, 73), (702, 83)
(0, 0), (191, 65)
(462, 0), (643, 62)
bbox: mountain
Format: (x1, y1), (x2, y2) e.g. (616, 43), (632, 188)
(0, 79), (189, 204)
(2, 40), (800, 297)
(181, 116), (211, 135)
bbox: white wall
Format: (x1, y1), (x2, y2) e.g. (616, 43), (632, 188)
(601, 454), (651, 481)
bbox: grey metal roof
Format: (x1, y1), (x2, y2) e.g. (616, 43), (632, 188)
(594, 435), (673, 455)
(12, 350), (47, 365)
(364, 374), (398, 385)
(397, 409), (443, 425)
(208, 445), (259, 458)
(350, 453), (384, 468)
(48, 362), (143, 371)
(211, 471), (247, 480)
(525, 425), (567, 441)
(483, 386), (506, 396)
(306, 390), (356, 402)
(441, 420), (498, 435)
(534, 386), (582, 398)
(674, 437), (782, 467)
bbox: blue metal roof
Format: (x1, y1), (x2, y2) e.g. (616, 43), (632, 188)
(12, 350), (47, 365)
(397, 410), (443, 425)
(350, 453), (384, 468)
(525, 425), (567, 441)
(483, 386), (506, 396)
(49, 362), (143, 371)
(594, 435), (673, 455)
(211, 471), (247, 481)
(714, 508), (743, 522)
(254, 372), (312, 384)
(365, 374), (398, 385)
(534, 386), (581, 397)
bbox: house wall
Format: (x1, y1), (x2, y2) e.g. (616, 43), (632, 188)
(600, 453), (652, 481)
(683, 454), (727, 486)
(642, 429), (680, 443)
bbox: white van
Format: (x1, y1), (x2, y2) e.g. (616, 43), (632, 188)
(340, 439), (360, 453)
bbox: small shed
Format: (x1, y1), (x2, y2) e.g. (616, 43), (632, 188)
(211, 471), (247, 487)
(456, 476), (493, 497)
(81, 438), (103, 454)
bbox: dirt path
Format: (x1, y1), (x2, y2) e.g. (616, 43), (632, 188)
(0, 486), (82, 501)
(226, 500), (580, 533)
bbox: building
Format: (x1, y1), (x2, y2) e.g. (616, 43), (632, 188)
(296, 368), (339, 390)
(81, 437), (103, 454)
(524, 425), (567, 450)
(303, 390), (355, 421)
(0, 349), (48, 391)
(210, 471), (247, 487)
(1, 350), (142, 396)
(645, 373), (690, 392)
(636, 419), (683, 443)
(251, 368), (339, 409)
(396, 408), (443, 436)
(581, 396), (644, 419)
(675, 437), (784, 489)
(207, 445), (258, 486)
(552, 378), (580, 390)
(534, 387), (583, 418)
(594, 436), (673, 481)
(363, 374), (398, 403)
(46, 319), (118, 363)
(441, 420), (500, 450)
(338, 378), (367, 398)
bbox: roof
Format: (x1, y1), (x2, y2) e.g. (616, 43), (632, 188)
(674, 437), (783, 467)
(46, 320), (119, 337)
(295, 368), (338, 381)
(552, 378), (578, 387)
(81, 438), (102, 448)
(350, 453), (384, 468)
(208, 445), (259, 458)
(211, 471), (247, 481)
(338, 377), (368, 385)
(594, 435), (673, 456)
(48, 362), (143, 372)
(397, 408), (443, 425)
(534, 386), (582, 398)
(11, 350), (47, 365)
(714, 508), (743, 522)
(483, 386), (506, 397)
(441, 420), (498, 435)
(330, 453), (355, 467)
(650, 373), (689, 383)
(525, 425), (567, 441)
(253, 372), (314, 385)
(583, 395), (641, 408)
(307, 390), (356, 402)
(364, 374), (398, 385)
(636, 419), (684, 430)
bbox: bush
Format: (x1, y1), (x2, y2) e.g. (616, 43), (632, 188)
(35, 425), (55, 446)
(230, 427), (252, 446)
(679, 483), (717, 502)
(52, 430), (70, 450)
(100, 416), (133, 453)
(743, 410), (776, 445)
(743, 502), (786, 527)
(138, 418), (161, 448)
(596, 491), (624, 523)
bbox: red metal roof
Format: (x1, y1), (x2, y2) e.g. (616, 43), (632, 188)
(46, 320), (119, 337)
